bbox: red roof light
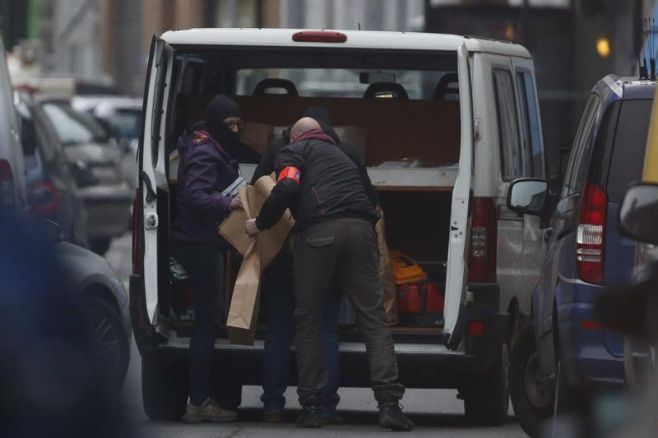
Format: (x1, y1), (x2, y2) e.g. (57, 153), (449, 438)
(292, 31), (347, 43)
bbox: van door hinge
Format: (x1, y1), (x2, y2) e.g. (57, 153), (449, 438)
(465, 291), (475, 304)
(145, 213), (159, 231)
(473, 118), (482, 142)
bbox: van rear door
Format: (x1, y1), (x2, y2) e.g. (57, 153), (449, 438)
(444, 44), (473, 349)
(140, 36), (173, 324)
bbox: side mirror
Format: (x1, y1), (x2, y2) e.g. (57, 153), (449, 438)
(70, 160), (98, 188)
(506, 178), (549, 216)
(619, 183), (658, 244)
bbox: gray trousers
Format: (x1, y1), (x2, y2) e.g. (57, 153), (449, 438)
(293, 217), (404, 407)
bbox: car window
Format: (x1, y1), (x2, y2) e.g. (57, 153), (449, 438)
(41, 102), (110, 146)
(607, 99), (653, 202)
(562, 94), (600, 197)
(516, 71), (545, 178)
(493, 68), (522, 180)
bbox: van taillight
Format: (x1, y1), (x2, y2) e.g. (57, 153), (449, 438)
(292, 31), (347, 43)
(576, 182), (607, 285)
(0, 160), (15, 205)
(468, 197), (497, 283)
(132, 194), (144, 275)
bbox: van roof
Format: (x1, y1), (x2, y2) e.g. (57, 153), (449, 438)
(160, 28), (532, 58)
(595, 75), (656, 101)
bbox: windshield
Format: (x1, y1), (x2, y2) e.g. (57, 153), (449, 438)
(41, 101), (111, 146)
(237, 68), (447, 99)
(102, 108), (141, 139)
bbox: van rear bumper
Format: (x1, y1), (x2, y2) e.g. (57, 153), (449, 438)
(131, 276), (508, 389)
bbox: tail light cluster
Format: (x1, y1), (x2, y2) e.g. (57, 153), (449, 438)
(576, 183), (607, 285)
(0, 159), (16, 205)
(468, 197), (497, 283)
(28, 179), (61, 215)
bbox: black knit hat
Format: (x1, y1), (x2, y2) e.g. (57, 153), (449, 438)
(205, 95), (242, 146)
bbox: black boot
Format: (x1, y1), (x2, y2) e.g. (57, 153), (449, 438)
(378, 402), (414, 431)
(296, 406), (323, 428)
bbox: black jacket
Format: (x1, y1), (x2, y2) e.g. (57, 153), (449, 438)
(256, 133), (378, 230)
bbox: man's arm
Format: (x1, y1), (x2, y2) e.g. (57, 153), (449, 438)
(182, 145), (234, 215)
(254, 145), (303, 230)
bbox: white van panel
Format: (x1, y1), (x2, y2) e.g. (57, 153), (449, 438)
(142, 39), (174, 324)
(443, 44), (473, 346)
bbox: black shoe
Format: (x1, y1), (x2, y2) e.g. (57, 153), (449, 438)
(378, 403), (414, 431)
(296, 406), (323, 428)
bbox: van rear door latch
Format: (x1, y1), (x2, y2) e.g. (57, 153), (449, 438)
(145, 213), (159, 230)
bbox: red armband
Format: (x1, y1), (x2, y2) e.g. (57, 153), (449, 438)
(277, 166), (301, 184)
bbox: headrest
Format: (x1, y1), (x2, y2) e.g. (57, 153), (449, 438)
(363, 82), (409, 99)
(253, 78), (299, 96)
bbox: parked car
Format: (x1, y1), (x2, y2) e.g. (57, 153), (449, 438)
(38, 97), (133, 254)
(72, 95), (141, 188)
(507, 75), (655, 437)
(0, 38), (26, 207)
(52, 220), (131, 387)
(131, 28), (549, 423)
(14, 90), (89, 247)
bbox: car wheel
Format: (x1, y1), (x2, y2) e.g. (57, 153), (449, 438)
(84, 297), (130, 388)
(142, 354), (188, 420)
(89, 238), (112, 255)
(462, 341), (510, 426)
(509, 323), (554, 437)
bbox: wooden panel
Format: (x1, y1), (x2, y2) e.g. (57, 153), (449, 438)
(181, 94), (461, 167)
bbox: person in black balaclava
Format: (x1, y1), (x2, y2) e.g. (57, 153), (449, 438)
(171, 94), (252, 423)
(205, 95), (261, 164)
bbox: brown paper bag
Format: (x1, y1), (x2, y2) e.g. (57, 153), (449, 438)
(376, 214), (398, 325)
(223, 175), (294, 345)
(218, 208), (251, 256)
(225, 243), (262, 344)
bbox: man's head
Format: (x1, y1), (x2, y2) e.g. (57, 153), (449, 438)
(205, 95), (243, 146)
(290, 117), (321, 143)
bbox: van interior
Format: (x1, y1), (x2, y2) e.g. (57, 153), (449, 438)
(160, 46), (461, 340)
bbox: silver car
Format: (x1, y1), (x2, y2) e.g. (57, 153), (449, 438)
(38, 98), (133, 254)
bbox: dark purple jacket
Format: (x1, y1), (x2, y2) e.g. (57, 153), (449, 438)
(172, 129), (239, 248)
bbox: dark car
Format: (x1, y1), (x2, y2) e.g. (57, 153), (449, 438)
(38, 98), (133, 254)
(14, 90), (89, 247)
(507, 76), (655, 437)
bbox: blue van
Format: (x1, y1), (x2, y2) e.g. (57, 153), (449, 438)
(507, 75), (655, 436)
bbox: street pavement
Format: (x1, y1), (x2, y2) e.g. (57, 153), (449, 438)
(107, 233), (527, 438)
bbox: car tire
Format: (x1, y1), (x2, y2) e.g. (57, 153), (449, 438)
(509, 323), (554, 437)
(142, 354), (188, 421)
(463, 342), (510, 426)
(90, 238), (112, 255)
(84, 297), (130, 388)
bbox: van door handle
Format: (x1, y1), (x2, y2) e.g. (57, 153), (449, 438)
(141, 171), (156, 203)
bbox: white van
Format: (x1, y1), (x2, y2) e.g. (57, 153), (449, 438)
(131, 29), (548, 425)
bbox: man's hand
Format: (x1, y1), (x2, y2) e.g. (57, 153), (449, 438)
(245, 218), (260, 237)
(228, 195), (242, 211)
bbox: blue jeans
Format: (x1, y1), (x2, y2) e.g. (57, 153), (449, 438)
(260, 250), (341, 415)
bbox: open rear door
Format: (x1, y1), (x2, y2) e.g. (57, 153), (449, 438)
(141, 36), (173, 324)
(443, 43), (473, 349)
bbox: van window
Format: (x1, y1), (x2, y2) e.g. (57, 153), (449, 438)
(493, 68), (522, 180)
(607, 99), (653, 201)
(151, 46), (171, 166)
(562, 94), (600, 197)
(516, 71), (544, 178)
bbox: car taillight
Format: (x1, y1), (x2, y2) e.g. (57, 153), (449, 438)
(576, 182), (607, 285)
(292, 30), (347, 43)
(132, 193), (144, 275)
(28, 179), (61, 215)
(468, 197), (497, 283)
(0, 159), (16, 205)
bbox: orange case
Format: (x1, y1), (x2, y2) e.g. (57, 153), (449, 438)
(389, 250), (428, 285)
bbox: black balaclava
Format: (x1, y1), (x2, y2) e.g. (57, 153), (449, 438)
(302, 105), (340, 143)
(205, 94), (242, 148)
